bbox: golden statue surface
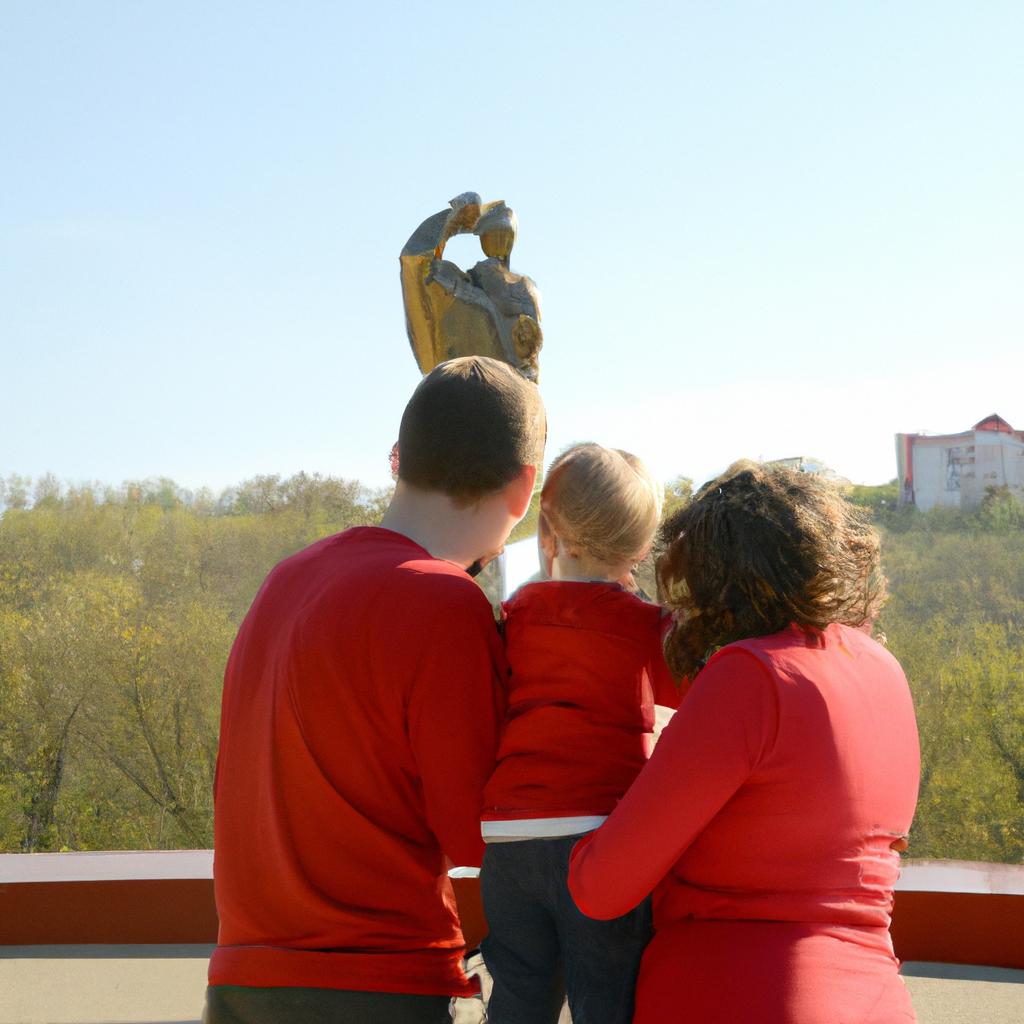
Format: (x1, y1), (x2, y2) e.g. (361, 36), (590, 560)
(400, 192), (542, 381)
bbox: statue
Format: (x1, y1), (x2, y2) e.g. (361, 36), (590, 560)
(400, 192), (543, 382)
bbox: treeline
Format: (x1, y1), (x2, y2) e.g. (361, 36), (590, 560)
(851, 483), (1024, 862)
(0, 473), (1021, 862)
(0, 474), (390, 851)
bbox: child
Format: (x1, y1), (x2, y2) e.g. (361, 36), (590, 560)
(480, 443), (680, 1024)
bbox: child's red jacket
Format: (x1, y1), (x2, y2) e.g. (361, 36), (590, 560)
(482, 581), (680, 823)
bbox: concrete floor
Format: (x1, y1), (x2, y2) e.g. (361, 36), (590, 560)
(0, 947), (1020, 1023)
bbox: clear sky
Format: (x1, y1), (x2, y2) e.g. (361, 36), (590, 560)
(3, 2), (1022, 495)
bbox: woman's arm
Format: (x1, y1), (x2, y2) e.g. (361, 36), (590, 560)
(568, 647), (779, 919)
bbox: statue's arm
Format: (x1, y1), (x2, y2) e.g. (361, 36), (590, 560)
(400, 192), (482, 261)
(400, 209), (452, 260)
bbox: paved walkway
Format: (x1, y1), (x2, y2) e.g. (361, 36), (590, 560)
(0, 947), (1020, 1023)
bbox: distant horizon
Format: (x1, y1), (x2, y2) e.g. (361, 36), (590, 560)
(5, 401), (1021, 499)
(2, 456), (904, 502)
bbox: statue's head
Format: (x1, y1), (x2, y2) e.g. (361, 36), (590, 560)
(475, 201), (517, 262)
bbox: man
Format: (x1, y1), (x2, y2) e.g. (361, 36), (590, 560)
(205, 357), (545, 1023)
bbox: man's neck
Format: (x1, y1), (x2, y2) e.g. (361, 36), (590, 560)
(381, 482), (509, 570)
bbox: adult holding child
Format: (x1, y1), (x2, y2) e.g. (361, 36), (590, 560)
(568, 461), (921, 1024)
(205, 357), (545, 1024)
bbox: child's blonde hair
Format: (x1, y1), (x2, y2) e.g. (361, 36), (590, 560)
(540, 443), (662, 568)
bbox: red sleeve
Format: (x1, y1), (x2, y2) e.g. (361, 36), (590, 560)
(406, 581), (505, 869)
(650, 612), (686, 709)
(568, 648), (778, 919)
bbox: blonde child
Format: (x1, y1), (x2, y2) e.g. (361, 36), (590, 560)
(480, 443), (679, 1024)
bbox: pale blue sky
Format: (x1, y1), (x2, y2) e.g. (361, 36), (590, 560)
(3, 2), (1022, 494)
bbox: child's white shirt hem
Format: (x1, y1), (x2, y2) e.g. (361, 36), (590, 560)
(481, 815), (608, 843)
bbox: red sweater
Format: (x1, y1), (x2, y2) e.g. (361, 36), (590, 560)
(482, 581), (679, 822)
(568, 624), (921, 1023)
(209, 527), (504, 997)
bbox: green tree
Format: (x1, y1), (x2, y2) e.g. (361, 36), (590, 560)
(662, 475), (694, 520)
(0, 470), (390, 851)
(879, 508), (1024, 862)
(849, 478), (898, 512)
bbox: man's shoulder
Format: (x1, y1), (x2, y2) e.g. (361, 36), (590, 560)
(387, 553), (492, 618)
(256, 527), (492, 628)
(336, 527), (491, 612)
(275, 526), (428, 575)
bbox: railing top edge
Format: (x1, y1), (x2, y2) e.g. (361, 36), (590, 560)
(898, 859), (1024, 895)
(0, 850), (214, 883)
(2, 853), (1022, 894)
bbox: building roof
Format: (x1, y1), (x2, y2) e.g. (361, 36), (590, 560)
(902, 414), (1023, 444)
(973, 413), (1017, 435)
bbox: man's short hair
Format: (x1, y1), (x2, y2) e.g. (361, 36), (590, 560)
(398, 356), (546, 502)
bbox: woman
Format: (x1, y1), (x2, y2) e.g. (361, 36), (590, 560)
(567, 461), (920, 1023)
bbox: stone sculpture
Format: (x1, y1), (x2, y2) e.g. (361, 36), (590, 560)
(400, 192), (543, 382)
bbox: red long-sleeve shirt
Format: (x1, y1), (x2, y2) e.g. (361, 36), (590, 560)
(568, 623), (921, 1023)
(209, 527), (504, 996)
(482, 581), (680, 824)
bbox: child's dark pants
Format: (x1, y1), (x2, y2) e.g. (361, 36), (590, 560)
(481, 834), (652, 1024)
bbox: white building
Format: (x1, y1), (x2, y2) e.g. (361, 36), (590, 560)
(765, 456), (851, 488)
(896, 414), (1024, 511)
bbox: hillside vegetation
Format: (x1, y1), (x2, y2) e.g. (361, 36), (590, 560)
(0, 474), (387, 850)
(858, 484), (1024, 862)
(0, 474), (1020, 862)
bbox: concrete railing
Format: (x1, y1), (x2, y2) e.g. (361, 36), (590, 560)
(1, 852), (1021, 970)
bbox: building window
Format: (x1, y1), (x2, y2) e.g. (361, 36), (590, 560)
(946, 447), (975, 491)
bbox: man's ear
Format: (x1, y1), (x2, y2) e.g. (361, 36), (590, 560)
(503, 464), (537, 521)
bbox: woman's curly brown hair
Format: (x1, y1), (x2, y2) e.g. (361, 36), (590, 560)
(657, 460), (886, 680)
